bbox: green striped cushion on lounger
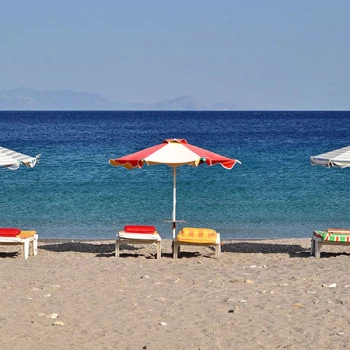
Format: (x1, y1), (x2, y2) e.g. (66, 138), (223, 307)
(314, 230), (350, 242)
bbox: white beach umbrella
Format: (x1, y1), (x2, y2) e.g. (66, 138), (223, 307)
(0, 146), (40, 170)
(311, 145), (350, 168)
(310, 145), (350, 251)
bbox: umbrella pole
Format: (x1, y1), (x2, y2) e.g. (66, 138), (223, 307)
(172, 167), (177, 239)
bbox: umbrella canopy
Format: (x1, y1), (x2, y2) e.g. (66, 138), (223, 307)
(109, 138), (241, 238)
(0, 146), (40, 170)
(310, 145), (350, 168)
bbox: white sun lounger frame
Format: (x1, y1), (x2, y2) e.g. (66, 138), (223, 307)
(115, 231), (161, 259)
(0, 233), (38, 259)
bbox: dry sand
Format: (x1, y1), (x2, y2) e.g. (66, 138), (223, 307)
(1, 238), (350, 349)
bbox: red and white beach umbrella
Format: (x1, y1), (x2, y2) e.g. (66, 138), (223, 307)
(109, 138), (241, 238)
(0, 146), (40, 170)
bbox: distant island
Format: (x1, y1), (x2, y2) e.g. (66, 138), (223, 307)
(0, 87), (243, 111)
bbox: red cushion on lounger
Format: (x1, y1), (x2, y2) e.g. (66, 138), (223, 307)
(0, 228), (21, 237)
(124, 225), (156, 234)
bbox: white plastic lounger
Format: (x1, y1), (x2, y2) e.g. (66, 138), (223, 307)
(311, 229), (350, 258)
(173, 227), (221, 259)
(116, 225), (161, 259)
(0, 230), (38, 259)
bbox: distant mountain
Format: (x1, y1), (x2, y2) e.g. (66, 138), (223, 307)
(0, 87), (243, 111)
(0, 87), (112, 110)
(152, 95), (206, 110)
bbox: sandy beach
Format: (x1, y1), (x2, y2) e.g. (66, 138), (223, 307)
(1, 238), (350, 349)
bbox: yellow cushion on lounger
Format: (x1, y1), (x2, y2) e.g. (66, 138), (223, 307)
(176, 227), (218, 244)
(16, 230), (37, 239)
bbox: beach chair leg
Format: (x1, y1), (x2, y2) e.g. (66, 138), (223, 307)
(23, 239), (30, 259)
(31, 234), (38, 256)
(310, 236), (315, 256)
(215, 242), (221, 259)
(156, 241), (161, 260)
(215, 233), (221, 259)
(115, 239), (120, 257)
(314, 240), (321, 258)
(29, 240), (33, 256)
(173, 242), (178, 258)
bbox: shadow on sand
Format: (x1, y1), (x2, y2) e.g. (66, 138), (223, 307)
(39, 241), (160, 259)
(39, 240), (315, 259)
(40, 241), (115, 257)
(222, 241), (310, 258)
(0, 252), (19, 259)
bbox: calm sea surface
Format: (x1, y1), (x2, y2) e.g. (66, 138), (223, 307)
(1, 110), (350, 240)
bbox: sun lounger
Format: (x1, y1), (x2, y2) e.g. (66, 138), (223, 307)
(116, 225), (161, 259)
(311, 228), (350, 258)
(0, 228), (38, 259)
(173, 227), (221, 259)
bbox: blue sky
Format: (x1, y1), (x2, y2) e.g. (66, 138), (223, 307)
(1, 1), (350, 110)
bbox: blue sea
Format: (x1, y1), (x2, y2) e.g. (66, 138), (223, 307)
(1, 110), (349, 240)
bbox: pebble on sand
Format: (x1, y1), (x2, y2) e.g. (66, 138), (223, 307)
(48, 313), (59, 319)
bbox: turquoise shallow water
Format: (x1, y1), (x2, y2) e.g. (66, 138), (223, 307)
(1, 110), (350, 240)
